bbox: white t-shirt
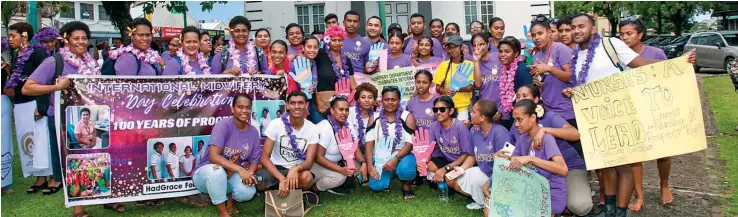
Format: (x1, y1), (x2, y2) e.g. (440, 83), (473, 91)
(575, 37), (639, 82)
(166, 151), (180, 178)
(347, 107), (377, 140)
(265, 118), (320, 168)
(365, 112), (413, 150)
(179, 155), (195, 174)
(317, 120), (357, 163)
(150, 152), (162, 178)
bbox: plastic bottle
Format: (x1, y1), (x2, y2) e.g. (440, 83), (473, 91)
(438, 181), (449, 203)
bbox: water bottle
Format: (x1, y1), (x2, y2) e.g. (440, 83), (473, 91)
(437, 181), (449, 203)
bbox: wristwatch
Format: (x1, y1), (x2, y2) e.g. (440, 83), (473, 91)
(444, 165), (452, 171)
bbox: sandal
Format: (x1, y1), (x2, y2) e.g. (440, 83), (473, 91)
(103, 203), (127, 213)
(402, 190), (415, 200)
(27, 181), (48, 194)
(42, 183), (62, 195)
(71, 211), (90, 217)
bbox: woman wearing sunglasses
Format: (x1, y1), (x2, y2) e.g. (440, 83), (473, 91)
(619, 17), (670, 212)
(434, 35), (475, 124)
(425, 96), (471, 195)
(511, 84), (592, 216)
(364, 86), (417, 200)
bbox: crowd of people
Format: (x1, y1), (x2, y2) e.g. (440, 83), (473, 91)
(0, 7), (698, 217)
(66, 157), (111, 198)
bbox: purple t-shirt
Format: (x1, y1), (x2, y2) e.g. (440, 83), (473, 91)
(477, 54), (508, 120)
(469, 124), (511, 176)
(534, 42), (575, 120)
(342, 35), (371, 73)
(210, 48), (258, 74)
(288, 45), (301, 56)
(429, 120), (471, 162)
(114, 53), (158, 76)
(197, 117), (262, 169)
(512, 132), (567, 214)
(162, 57), (215, 75)
(509, 111), (585, 170)
(387, 54), (412, 70)
(405, 95), (438, 129)
(489, 43), (499, 53)
(640, 46), (668, 61)
(161, 52), (174, 63)
(403, 37), (445, 61)
(257, 48), (270, 73)
(418, 56), (443, 66)
(29, 57), (94, 117)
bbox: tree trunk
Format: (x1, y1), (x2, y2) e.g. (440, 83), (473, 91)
(657, 3), (663, 34)
(610, 18), (618, 36)
(102, 2), (134, 44)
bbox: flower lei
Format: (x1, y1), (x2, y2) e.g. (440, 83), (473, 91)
(281, 114), (306, 160)
(379, 107), (404, 149)
(571, 33), (601, 86)
(6, 44), (52, 89)
(326, 115), (346, 135)
(58, 47), (100, 75)
(499, 56), (522, 113)
(355, 106), (374, 148)
(228, 39), (257, 73)
(108, 45), (161, 64)
(327, 49), (350, 79)
(176, 48), (211, 75)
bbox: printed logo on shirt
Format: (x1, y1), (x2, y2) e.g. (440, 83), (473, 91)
(278, 135), (308, 162)
(355, 41), (362, 52)
(440, 145), (461, 155)
(223, 145), (249, 165)
(344, 52), (362, 62)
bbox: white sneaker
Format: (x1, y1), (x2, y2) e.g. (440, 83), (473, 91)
(466, 202), (484, 210)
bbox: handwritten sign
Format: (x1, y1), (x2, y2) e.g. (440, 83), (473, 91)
(489, 158), (551, 217)
(571, 56), (707, 170)
(354, 62), (441, 105)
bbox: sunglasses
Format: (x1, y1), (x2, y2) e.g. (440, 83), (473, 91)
(382, 85), (399, 92)
(432, 107), (451, 113)
(329, 94), (348, 102)
(621, 16), (640, 23)
(531, 16), (548, 23)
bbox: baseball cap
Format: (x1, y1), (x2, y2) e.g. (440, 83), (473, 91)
(388, 23), (402, 33)
(445, 35), (464, 46)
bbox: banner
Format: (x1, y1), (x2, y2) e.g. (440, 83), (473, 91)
(489, 158), (551, 217)
(354, 62), (440, 106)
(56, 75), (287, 207)
(571, 56), (707, 170)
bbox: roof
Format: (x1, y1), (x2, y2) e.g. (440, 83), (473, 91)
(200, 22), (225, 30)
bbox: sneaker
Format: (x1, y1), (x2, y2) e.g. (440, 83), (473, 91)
(326, 187), (351, 196)
(466, 202), (484, 210)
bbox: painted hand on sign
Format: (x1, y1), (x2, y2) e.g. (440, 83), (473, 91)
(367, 43), (384, 68)
(412, 128), (436, 177)
(373, 138), (397, 180)
(336, 127), (358, 171)
(290, 56), (314, 99)
(335, 77), (353, 103)
(450, 62), (473, 91)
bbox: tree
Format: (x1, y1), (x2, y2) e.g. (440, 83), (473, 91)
(690, 20), (718, 32)
(661, 1), (722, 35)
(555, 2), (628, 35)
(1, 1), (71, 29)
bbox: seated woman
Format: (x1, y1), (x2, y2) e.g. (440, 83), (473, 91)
(508, 99), (569, 216)
(454, 99), (510, 211)
(311, 95), (366, 196)
(257, 91), (319, 203)
(365, 86), (417, 199)
(512, 84), (591, 215)
(192, 93), (261, 217)
(425, 96), (471, 190)
(347, 83), (378, 184)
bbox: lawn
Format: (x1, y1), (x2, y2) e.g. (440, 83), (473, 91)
(702, 76), (738, 216)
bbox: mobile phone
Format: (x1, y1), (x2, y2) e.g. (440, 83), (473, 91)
(502, 142), (515, 156)
(445, 168), (465, 180)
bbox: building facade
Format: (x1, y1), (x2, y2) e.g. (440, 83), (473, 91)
(245, 1), (552, 40)
(55, 1), (118, 44)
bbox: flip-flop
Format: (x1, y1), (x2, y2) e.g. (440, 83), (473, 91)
(402, 190), (415, 200)
(42, 183), (62, 195)
(27, 181), (48, 194)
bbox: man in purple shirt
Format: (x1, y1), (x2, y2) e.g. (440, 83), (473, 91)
(403, 13), (445, 60)
(342, 10), (371, 74)
(193, 93), (260, 216)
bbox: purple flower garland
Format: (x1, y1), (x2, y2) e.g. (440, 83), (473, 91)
(379, 106), (404, 149)
(327, 49), (350, 79)
(355, 106), (374, 148)
(570, 33), (601, 86)
(281, 114), (306, 160)
(6, 44), (52, 89)
(326, 115), (346, 135)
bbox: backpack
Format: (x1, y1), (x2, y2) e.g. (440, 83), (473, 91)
(35, 54), (64, 117)
(101, 56), (141, 75)
(602, 37), (625, 71)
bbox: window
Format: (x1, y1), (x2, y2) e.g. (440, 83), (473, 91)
(707, 34), (726, 47)
(80, 3), (94, 20)
(60, 4), (75, 19)
(690, 34), (706, 45)
(464, 1), (477, 33)
(723, 33), (738, 46)
(295, 4), (324, 36)
(98, 5), (110, 21)
(480, 1), (495, 25)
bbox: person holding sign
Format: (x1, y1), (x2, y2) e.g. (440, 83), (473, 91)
(162, 26), (217, 75)
(364, 86), (417, 199)
(425, 97), (471, 190)
(512, 85), (592, 215)
(529, 15), (576, 132)
(108, 18), (162, 76)
(434, 35), (475, 123)
(258, 91), (319, 203)
(412, 37), (443, 66)
(193, 93), (261, 217)
(509, 99), (569, 216)
(618, 17), (671, 212)
(23, 21), (104, 217)
(314, 25), (357, 121)
(462, 99), (511, 210)
(562, 13), (696, 217)
(289, 36), (320, 121)
(406, 70), (438, 129)
(347, 83), (378, 185)
(312, 96), (364, 195)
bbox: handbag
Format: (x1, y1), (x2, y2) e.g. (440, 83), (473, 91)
(265, 189), (318, 217)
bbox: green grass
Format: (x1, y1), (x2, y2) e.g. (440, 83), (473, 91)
(702, 76), (738, 216)
(1, 146), (477, 217)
